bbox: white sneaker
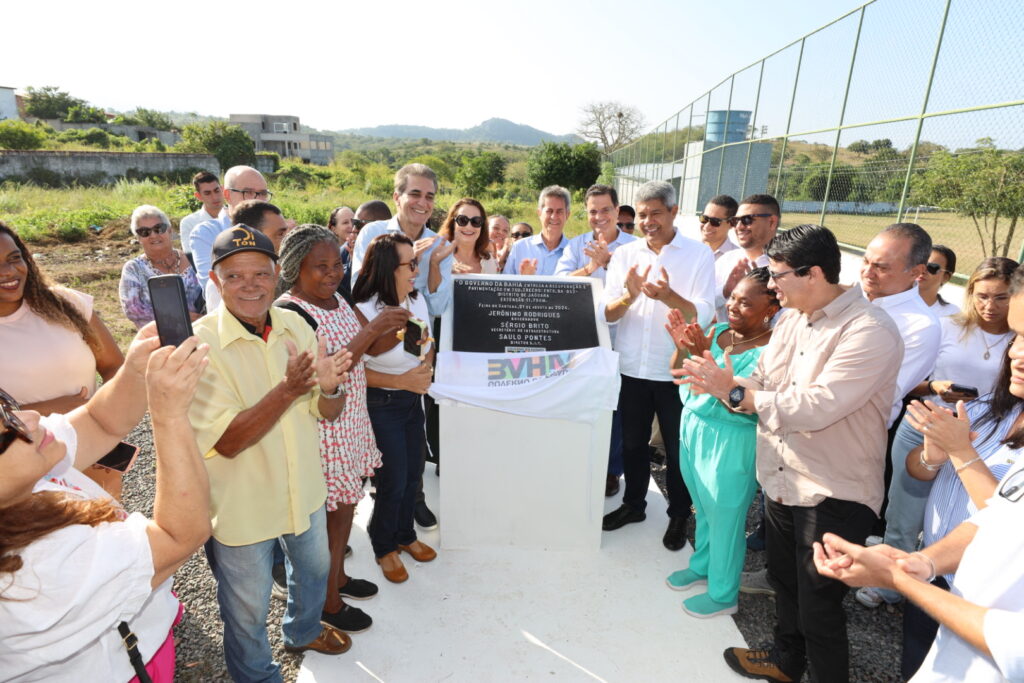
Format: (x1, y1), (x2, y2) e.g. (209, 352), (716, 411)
(855, 586), (902, 608)
(739, 568), (775, 596)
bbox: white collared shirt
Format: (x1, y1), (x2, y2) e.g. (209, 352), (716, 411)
(554, 229), (636, 281)
(869, 284), (941, 426)
(714, 248), (770, 322)
(602, 230), (716, 382)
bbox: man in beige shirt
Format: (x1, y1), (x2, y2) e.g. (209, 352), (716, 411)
(679, 224), (903, 682)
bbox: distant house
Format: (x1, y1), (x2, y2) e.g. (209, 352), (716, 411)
(0, 86), (18, 121)
(229, 114), (333, 165)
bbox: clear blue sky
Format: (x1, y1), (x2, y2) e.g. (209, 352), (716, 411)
(4, 0), (884, 135)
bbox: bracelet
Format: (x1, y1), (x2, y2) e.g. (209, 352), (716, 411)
(928, 380), (936, 395)
(321, 384), (347, 399)
(620, 294), (634, 307)
(918, 449), (943, 472)
(910, 551), (936, 583)
(955, 456), (982, 473)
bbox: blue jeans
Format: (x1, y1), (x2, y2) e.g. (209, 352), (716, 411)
(209, 506), (329, 683)
(366, 388), (425, 558)
(877, 416), (934, 602)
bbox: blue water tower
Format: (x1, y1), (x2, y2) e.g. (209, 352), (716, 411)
(706, 110), (751, 144)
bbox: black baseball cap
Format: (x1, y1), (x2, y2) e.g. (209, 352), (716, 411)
(211, 225), (278, 267)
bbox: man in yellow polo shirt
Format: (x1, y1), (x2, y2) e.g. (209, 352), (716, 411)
(188, 225), (352, 682)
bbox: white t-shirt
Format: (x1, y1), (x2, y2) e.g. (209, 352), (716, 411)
(0, 414), (178, 682)
(357, 293), (432, 388)
(930, 318), (1014, 410)
(912, 459), (1024, 682)
(931, 299), (960, 318)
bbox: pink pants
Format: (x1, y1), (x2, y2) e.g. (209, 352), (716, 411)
(128, 604), (183, 683)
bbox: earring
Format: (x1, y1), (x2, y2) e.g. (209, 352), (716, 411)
(763, 315), (772, 327)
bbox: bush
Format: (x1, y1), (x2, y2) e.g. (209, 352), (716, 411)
(64, 104), (107, 124)
(56, 127), (116, 149)
(0, 120), (47, 150)
(175, 121), (255, 170)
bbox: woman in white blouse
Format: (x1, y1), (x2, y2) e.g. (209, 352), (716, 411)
(438, 198), (498, 275)
(0, 327), (211, 682)
(916, 244), (959, 317)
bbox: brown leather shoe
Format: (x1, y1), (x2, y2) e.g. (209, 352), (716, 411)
(284, 625), (351, 655)
(376, 551), (409, 583)
(397, 540), (437, 562)
(723, 647), (794, 682)
(605, 473), (620, 497)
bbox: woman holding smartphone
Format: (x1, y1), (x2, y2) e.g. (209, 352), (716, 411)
(352, 233), (436, 584)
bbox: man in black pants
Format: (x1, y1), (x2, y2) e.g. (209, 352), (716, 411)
(600, 180), (715, 550)
(681, 225), (903, 682)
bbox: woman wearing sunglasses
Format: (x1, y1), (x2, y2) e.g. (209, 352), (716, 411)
(859, 257), (1018, 611)
(439, 198), (497, 275)
(119, 205), (204, 329)
(0, 326), (212, 682)
(917, 245), (959, 317)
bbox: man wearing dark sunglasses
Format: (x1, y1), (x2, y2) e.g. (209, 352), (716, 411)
(714, 194), (781, 321)
(811, 265), (1024, 683)
(696, 194), (739, 261)
(617, 205), (636, 235)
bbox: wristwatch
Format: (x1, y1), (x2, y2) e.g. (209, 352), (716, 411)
(728, 385), (746, 409)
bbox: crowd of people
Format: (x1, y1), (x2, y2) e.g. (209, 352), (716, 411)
(0, 160), (1022, 683)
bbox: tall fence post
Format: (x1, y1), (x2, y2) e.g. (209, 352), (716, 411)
(773, 37), (807, 198)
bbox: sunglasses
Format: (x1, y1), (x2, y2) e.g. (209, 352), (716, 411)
(925, 262), (950, 275)
(454, 215), (485, 228)
(617, 222), (636, 230)
(734, 213), (774, 226)
(767, 265), (810, 280)
(0, 388), (32, 455)
(398, 259), (419, 272)
(698, 214), (737, 228)
(135, 223), (169, 238)
(512, 231), (532, 239)
(352, 219), (370, 231)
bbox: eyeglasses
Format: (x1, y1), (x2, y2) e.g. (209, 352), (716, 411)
(698, 214), (738, 228)
(734, 213), (774, 226)
(0, 388), (32, 455)
(228, 188), (273, 201)
(616, 222), (636, 231)
(135, 223), (168, 238)
(352, 219), (369, 231)
(998, 467), (1024, 503)
(768, 265), (810, 280)
(398, 259), (419, 272)
(453, 215), (485, 228)
(512, 231), (532, 239)
(925, 262), (951, 275)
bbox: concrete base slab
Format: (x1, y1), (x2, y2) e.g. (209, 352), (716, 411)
(299, 473), (747, 682)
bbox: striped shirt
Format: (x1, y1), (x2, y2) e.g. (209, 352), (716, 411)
(924, 397), (1023, 582)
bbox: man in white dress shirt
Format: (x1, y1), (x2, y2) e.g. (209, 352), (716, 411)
(503, 186), (571, 276)
(179, 170), (225, 269)
(714, 194), (781, 322)
(600, 180), (715, 551)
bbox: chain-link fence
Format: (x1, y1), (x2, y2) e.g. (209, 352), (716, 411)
(611, 0), (1024, 277)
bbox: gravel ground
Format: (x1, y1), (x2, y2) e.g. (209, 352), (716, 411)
(119, 421), (902, 683)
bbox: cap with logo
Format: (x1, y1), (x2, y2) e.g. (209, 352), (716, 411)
(211, 225), (278, 267)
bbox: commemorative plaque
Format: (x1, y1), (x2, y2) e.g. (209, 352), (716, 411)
(451, 277), (599, 353)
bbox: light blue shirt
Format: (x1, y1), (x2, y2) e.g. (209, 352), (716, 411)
(554, 229), (636, 281)
(351, 217), (453, 318)
(190, 211), (232, 289)
(502, 233), (570, 276)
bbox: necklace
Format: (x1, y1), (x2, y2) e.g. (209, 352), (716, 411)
(981, 329), (1012, 360)
(149, 250), (180, 272)
(723, 327), (771, 355)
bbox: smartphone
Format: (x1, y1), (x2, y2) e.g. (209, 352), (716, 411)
(403, 318), (428, 356)
(949, 383), (980, 398)
(95, 441), (139, 474)
(148, 274), (193, 347)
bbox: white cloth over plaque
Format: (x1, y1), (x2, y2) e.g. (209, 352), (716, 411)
(430, 347), (620, 423)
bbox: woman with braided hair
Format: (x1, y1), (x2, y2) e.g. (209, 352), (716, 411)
(274, 225), (411, 635)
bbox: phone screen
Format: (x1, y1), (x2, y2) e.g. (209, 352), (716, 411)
(148, 275), (194, 347)
(95, 442), (139, 473)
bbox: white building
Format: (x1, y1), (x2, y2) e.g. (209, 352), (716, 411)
(0, 86), (19, 121)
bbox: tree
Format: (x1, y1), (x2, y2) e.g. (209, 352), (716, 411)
(0, 120), (47, 150)
(526, 142), (601, 191)
(63, 103), (106, 124)
(24, 86), (87, 120)
(576, 102), (645, 156)
(847, 140), (871, 155)
(175, 121), (255, 169)
(456, 152), (506, 196)
(132, 108), (175, 131)
(912, 139), (1024, 258)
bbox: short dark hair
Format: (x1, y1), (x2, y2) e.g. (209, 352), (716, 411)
(707, 194), (738, 216)
(739, 193), (781, 217)
(882, 222), (932, 267)
(230, 200), (282, 231)
(351, 232), (418, 307)
(355, 200), (392, 222)
(765, 224), (841, 284)
(618, 205), (635, 219)
(585, 184), (618, 207)
(932, 244), (957, 275)
(192, 171), (219, 191)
